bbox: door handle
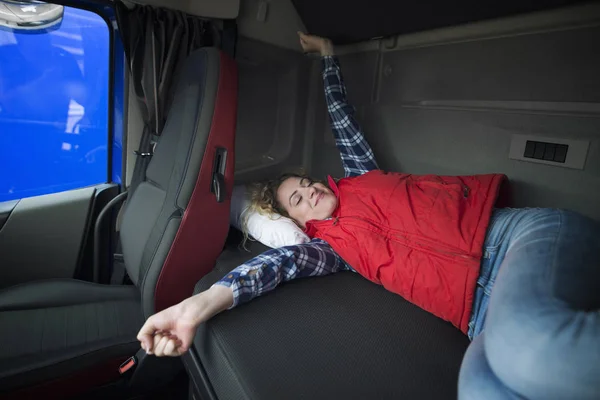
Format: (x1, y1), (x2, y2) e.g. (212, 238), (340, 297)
(211, 148), (227, 203)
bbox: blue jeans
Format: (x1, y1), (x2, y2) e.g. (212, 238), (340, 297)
(460, 208), (600, 400)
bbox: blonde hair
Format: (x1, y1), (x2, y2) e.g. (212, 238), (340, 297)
(240, 172), (330, 248)
(240, 173), (306, 247)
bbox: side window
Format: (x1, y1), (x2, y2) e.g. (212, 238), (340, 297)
(0, 4), (110, 201)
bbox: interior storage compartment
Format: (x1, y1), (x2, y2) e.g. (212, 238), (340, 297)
(292, 0), (590, 44)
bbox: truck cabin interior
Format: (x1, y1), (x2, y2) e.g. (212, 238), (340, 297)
(0, 0), (598, 399)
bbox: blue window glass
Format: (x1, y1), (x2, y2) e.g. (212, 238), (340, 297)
(0, 6), (110, 201)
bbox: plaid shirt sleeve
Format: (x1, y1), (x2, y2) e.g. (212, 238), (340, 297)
(323, 56), (379, 177)
(213, 239), (352, 307)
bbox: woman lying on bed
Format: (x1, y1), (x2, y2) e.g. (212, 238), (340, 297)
(137, 32), (600, 400)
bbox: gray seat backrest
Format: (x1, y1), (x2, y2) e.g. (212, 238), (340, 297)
(120, 47), (238, 317)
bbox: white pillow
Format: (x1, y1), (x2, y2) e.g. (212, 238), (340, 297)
(230, 185), (310, 248)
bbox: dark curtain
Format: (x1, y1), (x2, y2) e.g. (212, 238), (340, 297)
(115, 2), (214, 191)
(115, 2), (214, 136)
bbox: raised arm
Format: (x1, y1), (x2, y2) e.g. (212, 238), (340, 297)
(322, 56), (379, 177)
(137, 239), (351, 356)
(298, 32), (379, 177)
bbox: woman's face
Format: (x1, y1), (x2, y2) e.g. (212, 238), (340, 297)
(276, 176), (338, 228)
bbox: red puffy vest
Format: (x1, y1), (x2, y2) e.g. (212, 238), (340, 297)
(305, 171), (507, 333)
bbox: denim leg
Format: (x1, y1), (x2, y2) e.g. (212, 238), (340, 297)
(460, 208), (600, 400)
(468, 209), (515, 340)
(459, 333), (525, 400)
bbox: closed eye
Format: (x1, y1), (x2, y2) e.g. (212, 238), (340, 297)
(290, 192), (301, 207)
(290, 178), (313, 207)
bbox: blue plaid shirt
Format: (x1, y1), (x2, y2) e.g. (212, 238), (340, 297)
(214, 56), (379, 307)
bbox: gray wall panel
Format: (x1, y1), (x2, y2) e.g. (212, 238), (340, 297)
(311, 24), (600, 220)
(234, 37), (312, 183)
